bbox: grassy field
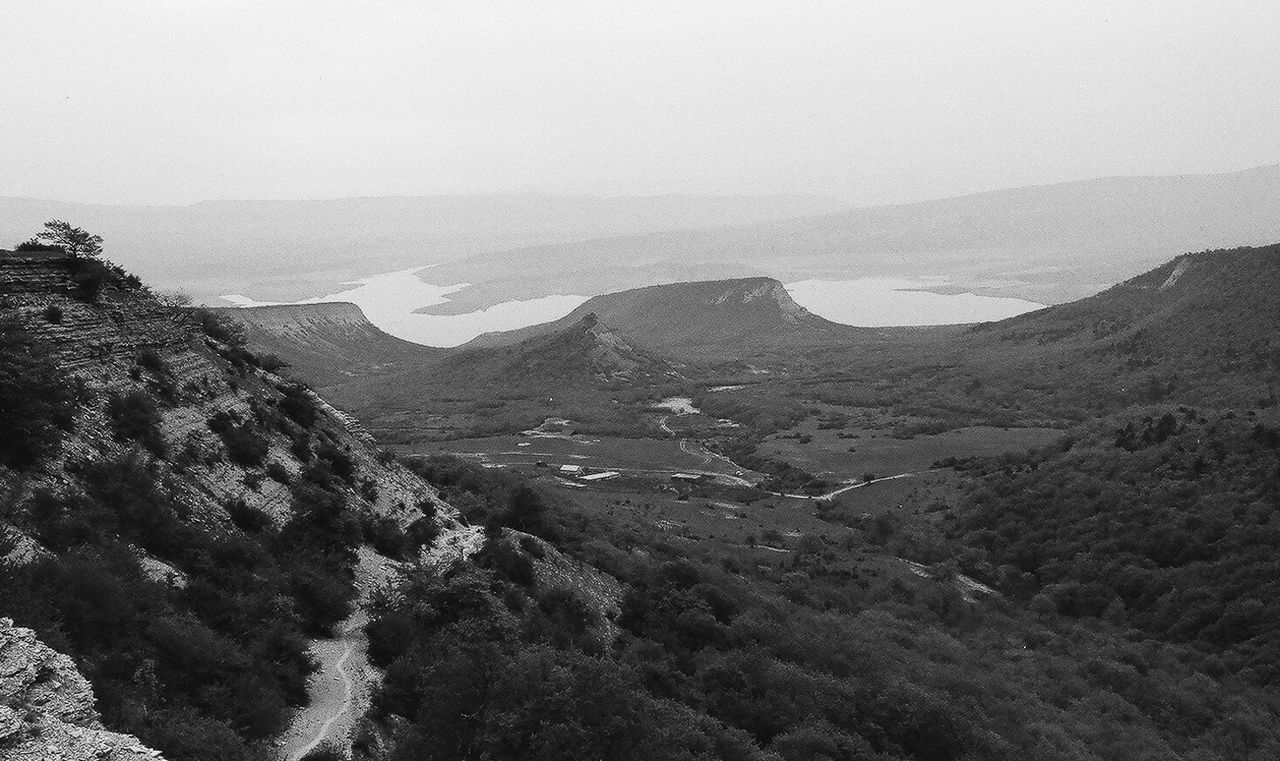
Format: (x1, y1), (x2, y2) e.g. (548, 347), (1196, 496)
(758, 422), (1063, 478)
(395, 432), (745, 478)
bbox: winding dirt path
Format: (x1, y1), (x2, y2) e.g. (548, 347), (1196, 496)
(277, 548), (393, 761)
(284, 615), (364, 761)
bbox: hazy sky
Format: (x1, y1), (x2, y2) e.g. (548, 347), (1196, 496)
(3, 1), (1279, 205)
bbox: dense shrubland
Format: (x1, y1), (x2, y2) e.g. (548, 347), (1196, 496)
(362, 454), (1280, 761)
(2, 445), (363, 760)
(949, 406), (1280, 684)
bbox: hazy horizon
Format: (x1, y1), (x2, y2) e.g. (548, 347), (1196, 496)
(3, 160), (1279, 210)
(5, 1), (1279, 206)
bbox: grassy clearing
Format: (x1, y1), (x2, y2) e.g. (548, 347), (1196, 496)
(759, 422), (1064, 477)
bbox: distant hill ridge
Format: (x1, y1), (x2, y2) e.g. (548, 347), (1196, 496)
(425, 163), (1280, 312)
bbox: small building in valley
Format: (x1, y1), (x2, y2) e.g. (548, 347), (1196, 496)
(579, 470), (620, 482)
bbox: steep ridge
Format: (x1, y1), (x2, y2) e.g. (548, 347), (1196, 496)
(466, 277), (868, 360)
(209, 302), (439, 390)
(0, 252), (469, 761)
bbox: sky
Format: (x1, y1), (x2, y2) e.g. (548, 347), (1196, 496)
(3, 0), (1279, 205)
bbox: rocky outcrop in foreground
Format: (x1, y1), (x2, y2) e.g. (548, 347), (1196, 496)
(0, 619), (167, 761)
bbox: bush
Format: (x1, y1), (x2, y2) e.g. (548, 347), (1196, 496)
(265, 461), (292, 484)
(0, 323), (80, 469)
(225, 498), (272, 533)
(107, 390), (167, 456)
(136, 347), (168, 375)
(258, 354), (290, 373)
(66, 258), (113, 302)
(207, 411), (269, 467)
(476, 535), (535, 586)
(192, 308), (245, 346)
(279, 383), (319, 428)
(363, 515), (411, 560)
(15, 238), (65, 253)
(315, 442), (356, 485)
(406, 515), (440, 550)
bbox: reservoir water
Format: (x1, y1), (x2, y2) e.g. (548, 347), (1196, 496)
(222, 270), (1043, 347)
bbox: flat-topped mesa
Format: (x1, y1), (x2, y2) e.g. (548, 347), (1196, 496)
(210, 301), (439, 388)
(0, 619), (169, 761)
(464, 276), (864, 361)
(215, 301), (372, 329)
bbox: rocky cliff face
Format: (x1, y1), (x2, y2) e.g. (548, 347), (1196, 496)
(0, 619), (166, 761)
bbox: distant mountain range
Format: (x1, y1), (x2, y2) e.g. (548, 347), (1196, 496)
(6, 165), (1280, 319)
(423, 164), (1280, 312)
(0, 193), (845, 303)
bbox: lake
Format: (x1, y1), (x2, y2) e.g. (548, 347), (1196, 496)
(222, 270), (1043, 347)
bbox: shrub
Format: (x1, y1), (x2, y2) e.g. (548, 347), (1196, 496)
(136, 347), (166, 373)
(66, 258), (113, 302)
(257, 354), (290, 373)
(107, 390), (167, 456)
(362, 515), (410, 560)
(405, 515), (440, 550)
(15, 238), (64, 253)
(476, 534), (535, 586)
(315, 442), (356, 485)
(207, 411), (269, 467)
(0, 325), (80, 469)
(225, 498), (272, 533)
(279, 383), (319, 428)
(265, 461), (292, 484)
(192, 308), (246, 346)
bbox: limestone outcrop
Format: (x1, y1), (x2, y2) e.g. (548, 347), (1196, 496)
(0, 618), (167, 760)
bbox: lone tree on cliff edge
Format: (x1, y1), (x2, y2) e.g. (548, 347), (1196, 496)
(37, 220), (103, 258)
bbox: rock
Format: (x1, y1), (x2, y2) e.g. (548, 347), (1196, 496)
(0, 621), (169, 761)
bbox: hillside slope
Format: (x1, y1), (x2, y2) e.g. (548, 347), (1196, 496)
(466, 277), (867, 360)
(328, 315), (684, 441)
(0, 252), (466, 761)
(957, 243), (1280, 414)
(210, 302), (439, 390)
(778, 243), (1280, 430)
